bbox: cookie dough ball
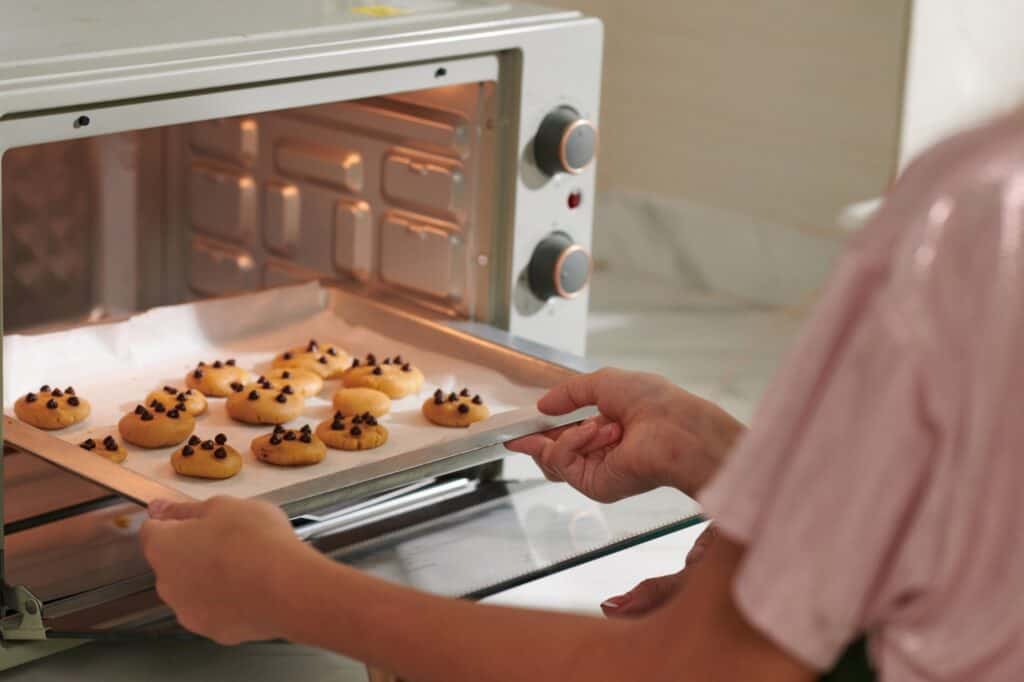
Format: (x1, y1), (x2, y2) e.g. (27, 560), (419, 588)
(251, 425), (326, 467)
(342, 354), (424, 399)
(184, 359), (250, 398)
(79, 434), (127, 464)
(332, 387), (391, 418)
(225, 379), (305, 425)
(271, 339), (350, 378)
(316, 412), (388, 451)
(422, 388), (490, 428)
(171, 433), (242, 480)
(14, 385), (90, 430)
(118, 403), (196, 449)
(145, 385), (208, 417)
(263, 367), (324, 398)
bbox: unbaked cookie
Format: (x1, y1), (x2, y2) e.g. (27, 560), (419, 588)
(171, 433), (242, 480)
(342, 354), (424, 399)
(184, 359), (250, 398)
(79, 434), (127, 464)
(422, 388), (490, 428)
(145, 385), (208, 417)
(225, 380), (305, 425)
(14, 385), (90, 430)
(332, 387), (391, 418)
(263, 367), (324, 398)
(118, 403), (196, 448)
(250, 425), (326, 467)
(316, 412), (389, 451)
(271, 339), (350, 378)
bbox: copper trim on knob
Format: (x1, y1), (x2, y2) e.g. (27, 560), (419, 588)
(553, 244), (592, 299)
(558, 119), (598, 175)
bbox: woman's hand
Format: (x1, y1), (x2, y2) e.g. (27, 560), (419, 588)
(139, 496), (323, 645)
(507, 369), (744, 502)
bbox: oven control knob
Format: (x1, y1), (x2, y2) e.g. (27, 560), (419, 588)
(528, 233), (592, 300)
(534, 107), (598, 176)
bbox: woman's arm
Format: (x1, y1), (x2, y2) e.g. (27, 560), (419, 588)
(141, 498), (813, 682)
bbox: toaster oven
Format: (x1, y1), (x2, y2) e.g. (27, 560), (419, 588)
(0, 1), (702, 673)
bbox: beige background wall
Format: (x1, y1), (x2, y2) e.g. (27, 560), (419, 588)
(545, 0), (911, 234)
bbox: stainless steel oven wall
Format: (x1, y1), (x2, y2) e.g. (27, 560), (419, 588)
(169, 84), (496, 319)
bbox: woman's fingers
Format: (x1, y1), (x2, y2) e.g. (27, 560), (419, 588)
(541, 420), (597, 473)
(148, 499), (207, 521)
(600, 570), (686, 618)
(536, 369), (628, 416)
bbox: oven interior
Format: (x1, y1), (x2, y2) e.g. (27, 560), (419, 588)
(1, 81), (500, 334)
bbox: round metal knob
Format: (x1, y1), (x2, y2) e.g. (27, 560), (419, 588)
(534, 107), (598, 176)
(528, 233), (592, 300)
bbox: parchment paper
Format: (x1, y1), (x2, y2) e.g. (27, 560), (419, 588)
(3, 283), (546, 501)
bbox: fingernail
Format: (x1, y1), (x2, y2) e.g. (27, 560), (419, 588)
(148, 500), (167, 517)
(601, 595), (629, 611)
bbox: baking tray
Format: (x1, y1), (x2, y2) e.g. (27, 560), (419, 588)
(2, 283), (591, 516)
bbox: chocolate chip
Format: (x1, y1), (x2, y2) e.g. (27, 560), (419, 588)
(283, 352), (293, 360)
(231, 382), (244, 393)
(164, 385), (177, 394)
(152, 402), (166, 413)
(40, 384), (50, 393)
(104, 438), (118, 452)
(51, 388), (63, 397)
(103, 435), (116, 446)
(383, 357), (391, 365)
(275, 393), (287, 404)
(175, 402), (187, 412)
(141, 411), (154, 421)
(214, 447), (227, 459)
(307, 340), (319, 352)
(167, 408), (180, 419)
(189, 435), (201, 446)
(282, 371), (292, 379)
(226, 359), (236, 366)
(182, 445), (194, 456)
(350, 426), (362, 436)
(402, 363), (411, 372)
(135, 405), (146, 415)
(350, 358), (361, 368)
(458, 404), (470, 414)
(318, 356), (328, 365)
(367, 353), (377, 365)
(198, 361), (206, 367)
(65, 386), (76, 395)
(80, 439), (96, 450)
(273, 425), (285, 434)
(284, 431), (296, 441)
(177, 392), (188, 402)
(352, 415), (363, 424)
(366, 416), (378, 426)
(193, 369), (203, 379)
(334, 411), (344, 420)
(149, 399), (161, 408)
(372, 367), (383, 376)
(448, 393), (458, 402)
(331, 420), (345, 431)
(248, 390), (259, 401)
(201, 440), (214, 450)
(300, 433), (312, 443)
(213, 360), (223, 369)
(394, 355), (403, 364)
(282, 385), (294, 395)
(460, 388), (470, 397)
(25, 393), (37, 403)
(46, 399), (58, 409)
(270, 434), (282, 445)
(215, 433), (227, 445)
(327, 347), (338, 356)
(434, 395), (444, 405)
(68, 396), (81, 406)
(300, 424), (311, 433)
(434, 389), (444, 400)
(472, 395), (482, 405)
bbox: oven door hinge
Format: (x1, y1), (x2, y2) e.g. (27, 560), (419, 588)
(1, 584), (47, 641)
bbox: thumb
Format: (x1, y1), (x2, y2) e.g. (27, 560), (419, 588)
(600, 570), (686, 618)
(148, 498), (207, 521)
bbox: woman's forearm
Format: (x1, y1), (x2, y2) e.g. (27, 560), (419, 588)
(273, 549), (665, 682)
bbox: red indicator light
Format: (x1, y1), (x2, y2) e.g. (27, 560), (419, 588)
(568, 190), (583, 210)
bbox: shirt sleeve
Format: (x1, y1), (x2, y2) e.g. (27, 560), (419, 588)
(698, 244), (936, 671)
